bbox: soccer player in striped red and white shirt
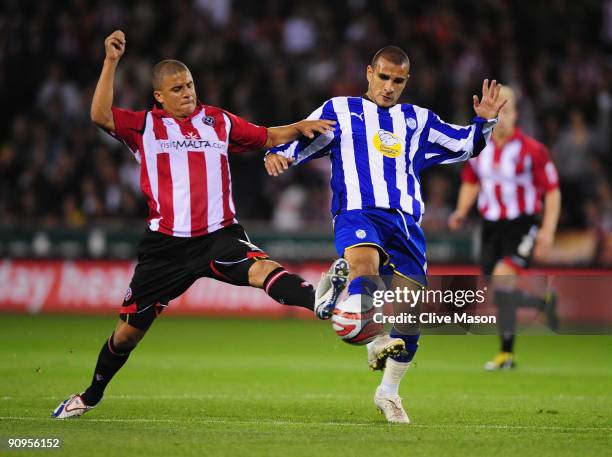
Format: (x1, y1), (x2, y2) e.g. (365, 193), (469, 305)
(449, 86), (561, 370)
(52, 30), (349, 419)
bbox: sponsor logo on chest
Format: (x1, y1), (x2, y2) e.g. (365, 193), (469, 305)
(373, 129), (403, 158)
(158, 136), (226, 153)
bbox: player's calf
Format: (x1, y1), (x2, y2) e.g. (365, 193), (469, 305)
(370, 328), (418, 422)
(79, 330), (135, 407)
(52, 329), (137, 418)
(263, 266), (317, 311)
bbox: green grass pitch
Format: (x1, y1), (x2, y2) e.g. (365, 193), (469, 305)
(1, 315), (611, 456)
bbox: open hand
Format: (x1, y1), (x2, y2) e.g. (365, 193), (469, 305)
(295, 119), (336, 139)
(473, 79), (507, 119)
(105, 30), (126, 62)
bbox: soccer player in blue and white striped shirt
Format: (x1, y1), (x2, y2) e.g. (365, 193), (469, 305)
(265, 46), (507, 423)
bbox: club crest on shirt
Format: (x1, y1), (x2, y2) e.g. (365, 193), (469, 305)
(355, 229), (367, 239)
(406, 117), (417, 130)
(373, 129), (402, 158)
(203, 115), (215, 127)
(124, 287), (132, 303)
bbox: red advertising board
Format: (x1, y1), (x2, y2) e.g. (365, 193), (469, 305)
(0, 260), (610, 323)
(0, 260), (323, 318)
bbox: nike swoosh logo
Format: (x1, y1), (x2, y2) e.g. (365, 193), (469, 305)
(65, 403), (86, 412)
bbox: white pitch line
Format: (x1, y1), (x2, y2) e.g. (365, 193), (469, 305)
(3, 393), (612, 401)
(0, 416), (610, 432)
(4, 394), (355, 401)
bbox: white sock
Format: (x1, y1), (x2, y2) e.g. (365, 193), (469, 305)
(378, 358), (410, 396)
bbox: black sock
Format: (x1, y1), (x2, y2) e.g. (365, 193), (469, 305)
(495, 290), (517, 353)
(81, 333), (131, 406)
(263, 267), (314, 311)
(495, 288), (546, 353)
(502, 289), (545, 309)
(501, 334), (515, 353)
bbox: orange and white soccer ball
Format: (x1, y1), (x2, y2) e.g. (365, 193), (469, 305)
(331, 297), (383, 345)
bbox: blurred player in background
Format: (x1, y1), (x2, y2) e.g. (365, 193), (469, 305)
(448, 86), (561, 370)
(52, 30), (348, 419)
(265, 46), (506, 422)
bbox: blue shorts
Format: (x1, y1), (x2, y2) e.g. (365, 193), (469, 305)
(334, 208), (427, 282)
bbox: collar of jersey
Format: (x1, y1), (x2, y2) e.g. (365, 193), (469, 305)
(360, 94), (400, 112)
(151, 102), (204, 123)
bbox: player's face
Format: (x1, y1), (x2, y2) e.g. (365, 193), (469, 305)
(154, 71), (197, 119)
(366, 58), (410, 108)
(496, 96), (518, 133)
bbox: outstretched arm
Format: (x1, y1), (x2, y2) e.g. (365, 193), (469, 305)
(91, 30), (126, 131)
(265, 120), (336, 149)
(419, 80), (507, 170)
(265, 99), (339, 177)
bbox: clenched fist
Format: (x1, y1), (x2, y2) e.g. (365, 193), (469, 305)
(104, 30), (126, 62)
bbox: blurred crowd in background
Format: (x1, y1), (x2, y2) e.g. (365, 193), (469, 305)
(1, 0), (611, 236)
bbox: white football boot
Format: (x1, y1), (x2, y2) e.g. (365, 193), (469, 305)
(367, 334), (405, 370)
(51, 394), (95, 419)
(374, 387), (410, 424)
(314, 258), (350, 319)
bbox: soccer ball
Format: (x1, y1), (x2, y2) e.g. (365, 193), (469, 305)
(331, 297), (383, 345)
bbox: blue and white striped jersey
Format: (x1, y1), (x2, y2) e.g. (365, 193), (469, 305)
(268, 96), (496, 224)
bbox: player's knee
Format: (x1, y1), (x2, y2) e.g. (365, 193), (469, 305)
(345, 247), (380, 277)
(113, 325), (145, 352)
(347, 256), (379, 277)
(112, 333), (140, 352)
(248, 260), (282, 288)
(491, 259), (520, 292)
(492, 258), (519, 277)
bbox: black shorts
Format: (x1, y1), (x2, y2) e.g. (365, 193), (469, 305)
(120, 224), (268, 330)
(480, 215), (539, 275)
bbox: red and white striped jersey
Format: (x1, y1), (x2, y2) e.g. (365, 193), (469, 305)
(109, 103), (268, 237)
(461, 128), (559, 221)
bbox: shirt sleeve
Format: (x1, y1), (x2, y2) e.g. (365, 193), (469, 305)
(108, 107), (147, 154)
(418, 111), (496, 171)
(225, 111), (268, 153)
(532, 144), (560, 192)
(461, 161), (480, 184)
(266, 99), (339, 166)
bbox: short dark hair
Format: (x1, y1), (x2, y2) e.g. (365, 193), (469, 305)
(152, 59), (190, 90)
(371, 46), (410, 68)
